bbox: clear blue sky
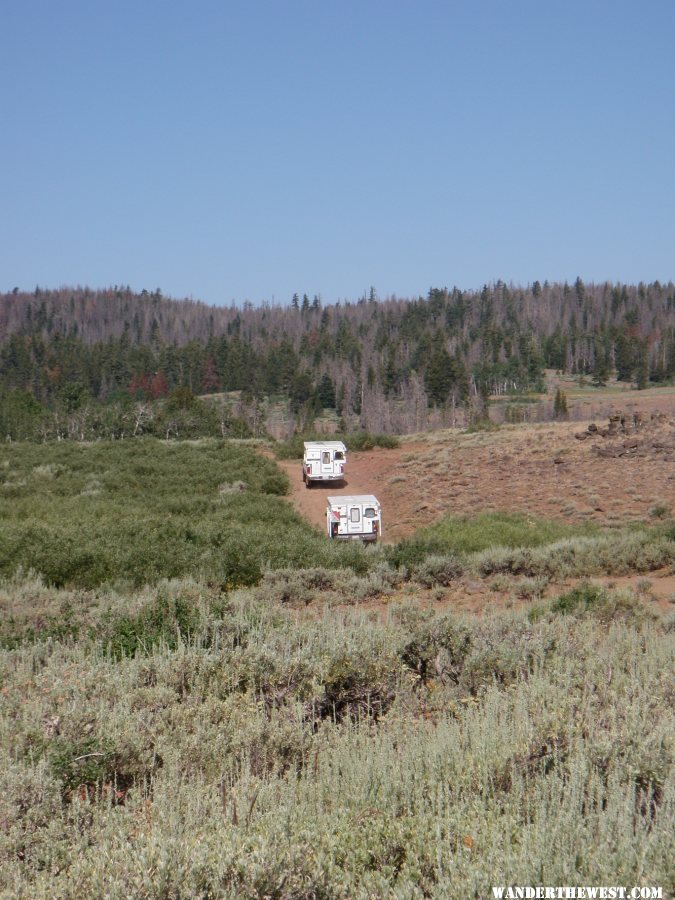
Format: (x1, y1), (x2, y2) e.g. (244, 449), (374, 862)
(2, 0), (673, 306)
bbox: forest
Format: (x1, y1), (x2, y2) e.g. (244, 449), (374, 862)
(1, 279), (674, 440)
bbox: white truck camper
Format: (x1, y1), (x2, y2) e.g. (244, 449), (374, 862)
(326, 495), (382, 542)
(302, 441), (347, 488)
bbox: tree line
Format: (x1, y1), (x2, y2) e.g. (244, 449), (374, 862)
(0, 278), (673, 439)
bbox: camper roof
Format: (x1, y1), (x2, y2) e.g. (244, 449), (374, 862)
(327, 495), (379, 507)
(303, 441), (347, 451)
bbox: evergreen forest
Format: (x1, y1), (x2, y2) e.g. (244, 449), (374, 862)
(1, 279), (673, 440)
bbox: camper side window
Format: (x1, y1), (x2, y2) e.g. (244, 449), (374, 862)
(334, 451), (344, 460)
(364, 507), (376, 518)
(322, 452), (330, 464)
(349, 508), (361, 523)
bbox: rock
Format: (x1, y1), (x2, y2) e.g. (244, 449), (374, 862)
(593, 446), (622, 458)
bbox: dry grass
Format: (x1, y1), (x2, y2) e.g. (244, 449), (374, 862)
(0, 573), (673, 897)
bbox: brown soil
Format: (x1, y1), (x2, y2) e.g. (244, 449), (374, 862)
(272, 397), (675, 616)
(276, 444), (428, 543)
(278, 405), (675, 541)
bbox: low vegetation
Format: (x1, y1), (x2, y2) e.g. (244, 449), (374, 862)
(272, 430), (400, 460)
(1, 573), (672, 896)
(0, 439), (673, 895)
(0, 440), (372, 590)
(386, 511), (602, 568)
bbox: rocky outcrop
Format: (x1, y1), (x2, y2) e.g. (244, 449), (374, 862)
(573, 412), (675, 459)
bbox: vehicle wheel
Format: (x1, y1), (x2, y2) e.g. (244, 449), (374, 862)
(306, 478), (311, 489)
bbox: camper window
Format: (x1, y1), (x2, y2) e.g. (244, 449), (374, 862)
(364, 507), (376, 518)
(334, 450), (344, 460)
(322, 452), (330, 464)
(349, 508), (361, 523)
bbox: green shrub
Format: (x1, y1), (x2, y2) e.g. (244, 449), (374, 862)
(400, 614), (472, 684)
(259, 472), (289, 495)
(101, 589), (202, 658)
(552, 582), (607, 614)
(412, 554), (465, 587)
(309, 648), (400, 725)
(471, 532), (675, 580)
(273, 431), (399, 460)
(385, 538), (441, 570)
(416, 512), (599, 557)
(460, 645), (523, 694)
(345, 431), (400, 451)
(550, 583), (655, 626)
(0, 440), (378, 588)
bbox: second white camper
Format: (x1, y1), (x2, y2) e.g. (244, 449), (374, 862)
(326, 495), (382, 542)
(302, 441), (347, 488)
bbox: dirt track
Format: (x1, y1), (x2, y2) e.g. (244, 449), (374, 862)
(276, 445), (422, 543)
(274, 403), (675, 610)
(279, 406), (675, 541)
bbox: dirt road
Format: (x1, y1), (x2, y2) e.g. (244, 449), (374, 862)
(272, 410), (675, 608)
(276, 445), (424, 543)
(277, 404), (675, 543)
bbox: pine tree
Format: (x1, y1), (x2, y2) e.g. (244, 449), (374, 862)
(635, 341), (649, 390)
(591, 339), (610, 387)
(316, 373), (336, 409)
(614, 330), (635, 382)
(553, 388), (569, 419)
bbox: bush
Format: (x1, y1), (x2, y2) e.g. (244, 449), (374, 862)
(551, 582), (607, 615)
(0, 440), (378, 588)
(416, 512), (599, 557)
(259, 472), (289, 496)
(460, 645), (523, 694)
(0, 578), (672, 896)
(471, 532), (675, 580)
(273, 431), (399, 459)
(412, 554), (464, 587)
(0, 596), (81, 649)
(308, 648), (400, 725)
(101, 589), (202, 658)
(400, 615), (472, 684)
(386, 538), (442, 571)
(345, 431), (400, 451)
(550, 583), (655, 626)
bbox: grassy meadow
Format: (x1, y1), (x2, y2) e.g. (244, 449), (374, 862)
(0, 439), (373, 590)
(0, 439), (673, 897)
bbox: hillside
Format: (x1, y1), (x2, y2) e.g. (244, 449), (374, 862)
(1, 280), (674, 437)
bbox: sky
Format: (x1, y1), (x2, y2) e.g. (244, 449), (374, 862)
(1, 0), (673, 307)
